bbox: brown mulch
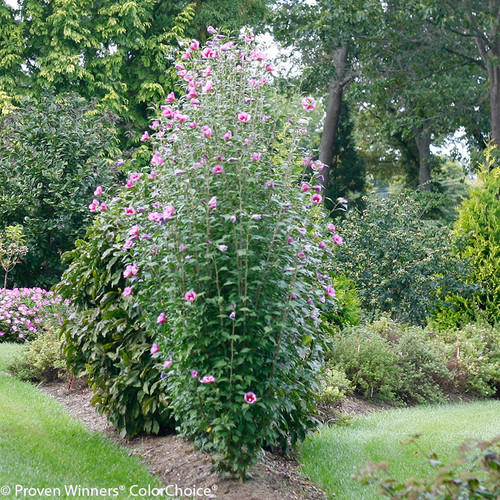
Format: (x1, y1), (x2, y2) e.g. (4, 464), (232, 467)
(38, 379), (389, 500)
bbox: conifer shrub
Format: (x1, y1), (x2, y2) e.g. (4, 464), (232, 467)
(440, 147), (500, 326)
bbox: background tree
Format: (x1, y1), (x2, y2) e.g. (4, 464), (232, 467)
(0, 91), (121, 287)
(0, 0), (270, 142)
(272, 0), (383, 199)
(413, 0), (500, 148)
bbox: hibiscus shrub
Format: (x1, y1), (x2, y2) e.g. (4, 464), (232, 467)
(56, 212), (175, 436)
(59, 29), (343, 479)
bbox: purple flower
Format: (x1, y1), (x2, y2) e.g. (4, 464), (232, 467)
(191, 370), (199, 378)
(229, 311), (236, 320)
(244, 392), (257, 404)
(94, 186), (103, 196)
(208, 196), (217, 211)
(200, 375), (215, 384)
(332, 234), (344, 245)
(163, 358), (173, 368)
(150, 343), (160, 354)
(325, 285), (336, 298)
(122, 287), (133, 297)
(157, 312), (166, 324)
(301, 96), (316, 111)
(212, 164), (224, 174)
(218, 244), (228, 252)
(185, 290), (197, 302)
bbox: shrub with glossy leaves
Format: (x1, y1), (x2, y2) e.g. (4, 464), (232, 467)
(56, 213), (174, 437)
(61, 30), (343, 478)
(332, 193), (472, 325)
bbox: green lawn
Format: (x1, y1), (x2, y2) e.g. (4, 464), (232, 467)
(0, 343), (163, 499)
(301, 400), (500, 499)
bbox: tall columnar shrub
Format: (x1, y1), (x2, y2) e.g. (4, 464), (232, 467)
(61, 30), (342, 478)
(447, 147), (500, 325)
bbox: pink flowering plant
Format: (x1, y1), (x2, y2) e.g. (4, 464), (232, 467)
(60, 29), (342, 479)
(0, 287), (70, 343)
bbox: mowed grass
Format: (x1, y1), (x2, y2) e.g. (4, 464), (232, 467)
(0, 343), (163, 499)
(301, 400), (500, 499)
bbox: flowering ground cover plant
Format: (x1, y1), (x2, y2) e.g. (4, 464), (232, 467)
(0, 288), (69, 342)
(60, 28), (344, 479)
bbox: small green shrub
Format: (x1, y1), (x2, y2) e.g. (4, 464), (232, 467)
(0, 224), (28, 289)
(434, 323), (500, 397)
(8, 327), (67, 382)
(318, 367), (354, 405)
(356, 434), (500, 499)
(328, 323), (403, 403)
(395, 330), (451, 405)
(328, 319), (454, 405)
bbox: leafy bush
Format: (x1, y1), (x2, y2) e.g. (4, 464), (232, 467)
(8, 327), (67, 382)
(435, 323), (500, 397)
(56, 213), (174, 437)
(328, 322), (404, 403)
(440, 147), (500, 326)
(0, 287), (69, 342)
(356, 434), (500, 499)
(332, 193), (471, 325)
(318, 367), (354, 405)
(60, 30), (343, 479)
(328, 319), (452, 405)
(0, 91), (121, 288)
(394, 329), (451, 405)
(329, 318), (499, 405)
(321, 275), (361, 331)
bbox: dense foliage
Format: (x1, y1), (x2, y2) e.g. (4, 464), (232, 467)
(331, 193), (472, 324)
(8, 328), (67, 382)
(0, 91), (121, 287)
(443, 148), (500, 326)
(327, 318), (500, 405)
(56, 214), (174, 437)
(58, 30), (342, 478)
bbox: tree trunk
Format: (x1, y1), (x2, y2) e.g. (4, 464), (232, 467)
(490, 0), (500, 147)
(488, 63), (500, 148)
(318, 45), (349, 196)
(414, 121), (432, 191)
